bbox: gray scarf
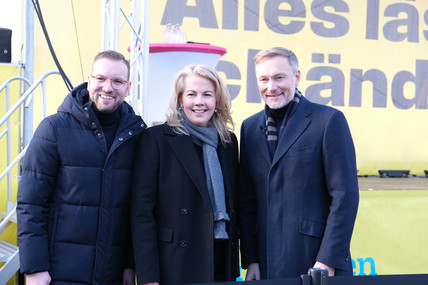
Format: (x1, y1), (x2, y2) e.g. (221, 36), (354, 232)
(181, 110), (230, 239)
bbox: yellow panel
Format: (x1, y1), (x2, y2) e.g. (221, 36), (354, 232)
(351, 190), (428, 275)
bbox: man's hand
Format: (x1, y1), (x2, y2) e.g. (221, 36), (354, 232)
(25, 271), (51, 285)
(313, 261), (335, 276)
(123, 268), (136, 285)
(245, 262), (261, 280)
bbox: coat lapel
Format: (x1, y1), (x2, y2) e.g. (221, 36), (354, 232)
(217, 143), (234, 211)
(167, 131), (213, 209)
(251, 112), (272, 165)
(272, 97), (312, 167)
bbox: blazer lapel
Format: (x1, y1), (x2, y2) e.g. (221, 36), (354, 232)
(272, 97), (312, 166)
(167, 132), (213, 209)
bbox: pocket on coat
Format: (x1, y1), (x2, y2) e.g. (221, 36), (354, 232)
(288, 146), (316, 157)
(157, 225), (173, 243)
(299, 218), (325, 238)
(48, 209), (60, 253)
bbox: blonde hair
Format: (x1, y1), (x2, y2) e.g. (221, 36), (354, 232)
(166, 64), (234, 145)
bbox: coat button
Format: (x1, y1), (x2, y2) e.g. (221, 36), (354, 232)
(128, 131), (133, 135)
(96, 132), (102, 137)
(180, 240), (187, 248)
(118, 137), (123, 141)
(180, 208), (188, 215)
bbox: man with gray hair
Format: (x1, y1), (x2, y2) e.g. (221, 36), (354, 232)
(239, 47), (359, 279)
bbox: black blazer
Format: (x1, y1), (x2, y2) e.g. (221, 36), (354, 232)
(131, 123), (239, 285)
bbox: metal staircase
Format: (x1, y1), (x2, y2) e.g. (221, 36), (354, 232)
(0, 207), (19, 284)
(0, 71), (66, 284)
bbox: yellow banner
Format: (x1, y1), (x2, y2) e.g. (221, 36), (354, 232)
(26, 0), (428, 175)
(150, 0), (428, 175)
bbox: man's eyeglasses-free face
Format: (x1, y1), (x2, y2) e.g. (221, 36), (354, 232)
(90, 74), (128, 89)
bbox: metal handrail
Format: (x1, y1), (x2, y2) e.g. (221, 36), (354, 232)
(0, 145), (28, 184)
(0, 76), (31, 212)
(0, 70), (62, 127)
(0, 76), (32, 93)
(0, 70), (68, 212)
(0, 207), (16, 231)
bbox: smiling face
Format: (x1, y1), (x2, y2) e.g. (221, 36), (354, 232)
(179, 75), (217, 127)
(87, 58), (131, 113)
(255, 55), (300, 109)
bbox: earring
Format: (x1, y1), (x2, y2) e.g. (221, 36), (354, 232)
(214, 108), (218, 113)
(179, 106), (183, 111)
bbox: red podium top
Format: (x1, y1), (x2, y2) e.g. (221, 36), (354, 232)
(149, 43), (227, 56)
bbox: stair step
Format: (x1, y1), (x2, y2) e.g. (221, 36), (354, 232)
(0, 240), (18, 262)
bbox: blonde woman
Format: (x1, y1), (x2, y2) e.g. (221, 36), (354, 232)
(131, 64), (239, 285)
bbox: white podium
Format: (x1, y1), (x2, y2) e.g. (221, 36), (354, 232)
(146, 43), (227, 126)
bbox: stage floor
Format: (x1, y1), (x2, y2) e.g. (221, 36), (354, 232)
(358, 176), (428, 191)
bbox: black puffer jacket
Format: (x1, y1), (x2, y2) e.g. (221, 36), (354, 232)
(17, 83), (146, 284)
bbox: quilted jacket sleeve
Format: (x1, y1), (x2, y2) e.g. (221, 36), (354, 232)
(17, 117), (59, 274)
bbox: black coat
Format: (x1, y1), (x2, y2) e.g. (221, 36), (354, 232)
(239, 96), (359, 278)
(131, 123), (240, 285)
(17, 83), (146, 284)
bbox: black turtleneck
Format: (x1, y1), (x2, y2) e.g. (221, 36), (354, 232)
(270, 104), (289, 130)
(92, 106), (121, 151)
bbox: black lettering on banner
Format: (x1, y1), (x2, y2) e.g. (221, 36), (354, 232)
(391, 60), (428, 109)
(308, 56), (428, 110)
(215, 60), (242, 100)
(383, 3), (419, 42)
(367, 0), (425, 42)
(223, 1), (239, 30)
(161, 0), (218, 28)
(158, 0), (428, 110)
(305, 54), (345, 106)
(264, 0), (305, 34)
(349, 69), (388, 108)
(245, 0), (261, 31)
(246, 49), (261, 103)
(310, 0), (349, 37)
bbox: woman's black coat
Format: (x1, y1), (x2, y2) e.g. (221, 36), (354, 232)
(131, 123), (239, 285)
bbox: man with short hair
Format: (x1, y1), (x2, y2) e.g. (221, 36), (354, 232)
(17, 50), (146, 284)
(239, 47), (359, 280)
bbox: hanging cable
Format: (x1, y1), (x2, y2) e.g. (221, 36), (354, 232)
(71, 0), (84, 82)
(32, 0), (74, 91)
